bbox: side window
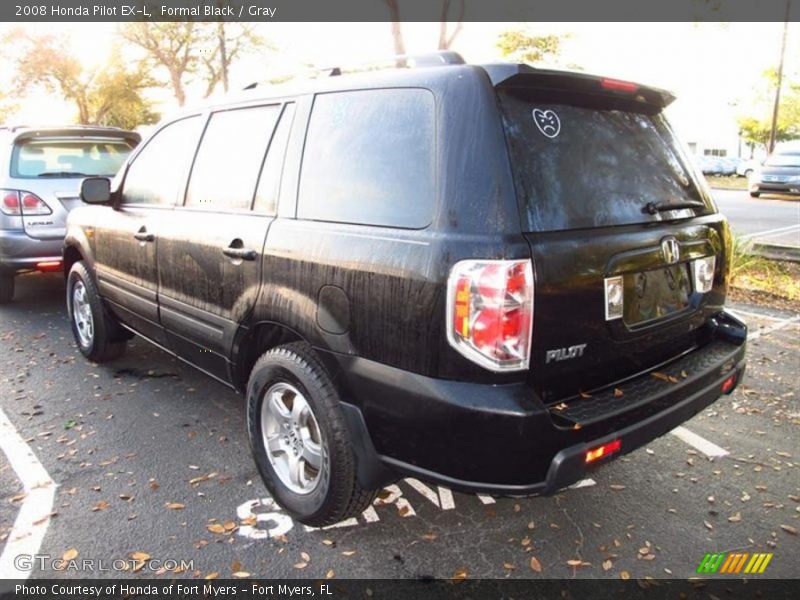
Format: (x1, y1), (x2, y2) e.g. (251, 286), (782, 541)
(122, 117), (202, 206)
(298, 88), (435, 229)
(186, 105), (280, 211)
(253, 103), (296, 215)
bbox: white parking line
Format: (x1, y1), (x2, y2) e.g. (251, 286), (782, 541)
(740, 224), (800, 241)
(748, 315), (800, 341)
(670, 426), (729, 458)
(0, 407), (57, 579)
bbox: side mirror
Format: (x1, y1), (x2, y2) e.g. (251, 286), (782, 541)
(80, 177), (111, 204)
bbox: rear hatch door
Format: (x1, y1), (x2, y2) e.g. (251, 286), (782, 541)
(10, 132), (137, 240)
(496, 73), (729, 403)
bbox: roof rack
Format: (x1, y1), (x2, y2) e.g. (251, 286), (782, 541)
(243, 51), (465, 90)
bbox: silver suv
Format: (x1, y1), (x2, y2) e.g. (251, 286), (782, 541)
(0, 126), (139, 302)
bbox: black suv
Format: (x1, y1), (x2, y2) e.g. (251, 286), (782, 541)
(64, 53), (747, 526)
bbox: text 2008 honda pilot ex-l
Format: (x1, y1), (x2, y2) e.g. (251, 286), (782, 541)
(64, 53), (747, 526)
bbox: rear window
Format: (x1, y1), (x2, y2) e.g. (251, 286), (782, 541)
(499, 89), (709, 232)
(765, 153), (800, 168)
(11, 138), (135, 178)
(298, 88), (435, 229)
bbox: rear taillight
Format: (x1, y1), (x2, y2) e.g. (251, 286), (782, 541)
(0, 189), (52, 216)
(447, 259), (533, 372)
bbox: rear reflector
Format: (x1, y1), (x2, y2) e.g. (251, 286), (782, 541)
(585, 439), (622, 464)
(36, 261), (62, 271)
(600, 78), (639, 93)
(722, 373), (737, 394)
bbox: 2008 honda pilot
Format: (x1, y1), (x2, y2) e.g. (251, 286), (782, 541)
(64, 53), (747, 526)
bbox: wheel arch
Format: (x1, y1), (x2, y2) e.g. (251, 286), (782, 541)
(232, 320), (308, 392)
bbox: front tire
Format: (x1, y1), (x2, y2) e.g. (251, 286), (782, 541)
(246, 342), (377, 527)
(0, 273), (14, 304)
(67, 261), (126, 362)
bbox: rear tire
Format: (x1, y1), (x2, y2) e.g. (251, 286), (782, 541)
(67, 261), (126, 362)
(749, 191), (760, 198)
(246, 342), (377, 527)
(0, 273), (14, 304)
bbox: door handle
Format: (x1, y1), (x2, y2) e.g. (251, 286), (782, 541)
(222, 246), (257, 261)
(134, 228), (154, 242)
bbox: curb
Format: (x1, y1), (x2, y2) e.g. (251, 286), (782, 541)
(751, 242), (800, 263)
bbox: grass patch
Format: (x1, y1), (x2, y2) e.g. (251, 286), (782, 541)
(731, 257), (800, 302)
(705, 175), (748, 190)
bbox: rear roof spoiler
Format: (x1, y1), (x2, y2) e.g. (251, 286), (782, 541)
(12, 128), (141, 145)
(481, 63), (676, 109)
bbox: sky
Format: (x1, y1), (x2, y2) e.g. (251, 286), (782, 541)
(1, 21), (797, 155)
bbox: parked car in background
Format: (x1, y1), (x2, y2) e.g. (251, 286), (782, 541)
(63, 53), (746, 526)
(736, 158), (760, 178)
(749, 151), (800, 198)
(0, 126), (139, 303)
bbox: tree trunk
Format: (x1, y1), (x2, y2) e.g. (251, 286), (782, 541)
(170, 69), (186, 106)
(218, 22), (229, 93)
(384, 0), (406, 66)
(438, 0), (464, 50)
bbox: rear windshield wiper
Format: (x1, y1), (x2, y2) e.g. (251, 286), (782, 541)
(645, 200), (706, 215)
(36, 171), (91, 178)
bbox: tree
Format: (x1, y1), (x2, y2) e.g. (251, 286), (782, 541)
(496, 29), (566, 64)
(8, 30), (158, 128)
(0, 93), (18, 124)
(121, 22), (198, 106)
(438, 1), (465, 50)
(738, 70), (800, 153)
(382, 0), (465, 64)
(199, 22), (268, 97)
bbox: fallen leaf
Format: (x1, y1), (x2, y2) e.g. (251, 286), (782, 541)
(503, 562), (516, 570)
(240, 516), (257, 526)
(566, 559), (583, 567)
(62, 548), (78, 561)
(300, 551), (311, 562)
(780, 524), (798, 535)
(579, 392), (591, 399)
(204, 573), (219, 580)
(610, 485), (626, 491)
(651, 371), (670, 382)
(620, 571), (631, 580)
(166, 503), (185, 510)
(452, 567), (468, 580)
(613, 388), (624, 398)
(91, 500), (109, 512)
(293, 562), (308, 569)
(130, 552), (151, 561)
(421, 533), (437, 541)
(326, 569), (335, 579)
(207, 524), (226, 534)
(638, 546), (650, 555)
(728, 512), (742, 523)
(602, 559), (613, 571)
(704, 520), (714, 531)
(322, 539), (335, 546)
(529, 556), (542, 572)
(341, 550), (356, 557)
(232, 572), (250, 579)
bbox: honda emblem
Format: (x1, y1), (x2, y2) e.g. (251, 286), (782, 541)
(661, 237), (680, 264)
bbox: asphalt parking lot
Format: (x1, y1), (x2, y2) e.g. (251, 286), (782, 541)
(1, 273), (798, 580)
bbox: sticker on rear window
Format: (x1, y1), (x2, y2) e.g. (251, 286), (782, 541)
(532, 108), (561, 139)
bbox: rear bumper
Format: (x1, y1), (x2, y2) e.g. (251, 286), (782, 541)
(751, 182), (800, 195)
(332, 311), (747, 494)
(0, 229), (63, 273)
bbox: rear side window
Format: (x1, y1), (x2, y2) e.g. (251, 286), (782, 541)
(186, 105), (281, 211)
(499, 89), (710, 232)
(122, 117), (202, 206)
(253, 103), (296, 215)
(298, 88), (435, 229)
(12, 138), (134, 178)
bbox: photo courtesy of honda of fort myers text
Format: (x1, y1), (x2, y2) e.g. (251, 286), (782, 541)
(0, 0), (799, 599)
